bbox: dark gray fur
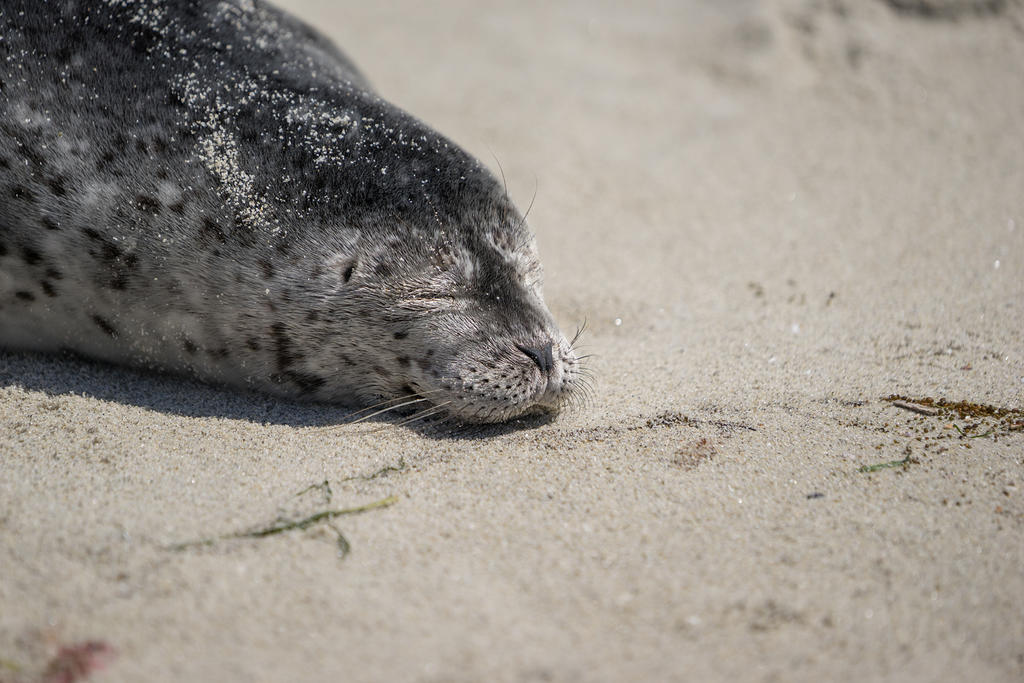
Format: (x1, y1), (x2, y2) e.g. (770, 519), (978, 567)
(0, 0), (580, 422)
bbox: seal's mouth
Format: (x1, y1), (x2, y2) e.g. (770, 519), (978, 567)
(352, 342), (579, 425)
(344, 322), (585, 426)
(399, 335), (580, 424)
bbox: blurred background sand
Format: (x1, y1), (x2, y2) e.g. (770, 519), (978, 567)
(2, 1), (1023, 681)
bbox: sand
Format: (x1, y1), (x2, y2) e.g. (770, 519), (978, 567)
(2, 0), (1023, 681)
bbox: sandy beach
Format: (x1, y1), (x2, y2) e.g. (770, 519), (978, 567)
(2, 0), (1023, 680)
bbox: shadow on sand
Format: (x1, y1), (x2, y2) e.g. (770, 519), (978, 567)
(0, 349), (554, 439)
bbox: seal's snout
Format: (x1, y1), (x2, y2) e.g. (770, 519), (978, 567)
(517, 342), (554, 375)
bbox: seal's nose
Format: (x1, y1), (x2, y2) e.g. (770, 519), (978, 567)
(518, 343), (554, 374)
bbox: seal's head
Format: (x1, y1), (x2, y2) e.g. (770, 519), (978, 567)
(306, 194), (582, 424)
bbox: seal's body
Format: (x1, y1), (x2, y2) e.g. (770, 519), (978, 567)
(0, 0), (580, 423)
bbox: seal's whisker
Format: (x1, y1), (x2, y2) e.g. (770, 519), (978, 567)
(571, 366), (595, 382)
(391, 401), (453, 429)
(356, 401), (453, 433)
(504, 187), (540, 255)
(571, 377), (596, 407)
(348, 396), (435, 425)
(516, 179), (539, 233)
(569, 389), (593, 414)
(490, 150), (509, 200)
(570, 319), (588, 347)
(341, 389), (443, 421)
(564, 392), (589, 415)
(422, 414), (457, 433)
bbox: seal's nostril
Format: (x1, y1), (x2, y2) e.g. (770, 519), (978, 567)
(518, 343), (554, 374)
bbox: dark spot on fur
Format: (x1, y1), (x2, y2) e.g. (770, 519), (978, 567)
(53, 26), (86, 63)
(394, 331), (408, 340)
(135, 194), (161, 214)
(340, 354), (356, 367)
(130, 23), (164, 54)
(417, 358), (432, 371)
(169, 201), (185, 215)
(258, 258), (274, 279)
(22, 246), (43, 266)
(245, 338), (261, 351)
(183, 339), (197, 354)
(373, 365), (390, 378)
(0, 240), (8, 257)
(156, 168), (169, 180)
(91, 315), (117, 337)
(0, 156), (8, 169)
(266, 325), (323, 393)
(199, 216), (227, 244)
(305, 310), (320, 322)
(47, 176), (67, 197)
(15, 291), (35, 302)
(239, 127), (259, 146)
(97, 150), (116, 171)
(100, 242), (122, 261)
(231, 216), (258, 247)
(41, 216), (60, 231)
(10, 185), (33, 201)
(285, 372), (325, 394)
(45, 267), (62, 280)
(375, 262), (392, 278)
(270, 322), (299, 371)
(84, 230), (139, 290)
(398, 357), (411, 368)
(342, 263), (355, 283)
(207, 348), (230, 360)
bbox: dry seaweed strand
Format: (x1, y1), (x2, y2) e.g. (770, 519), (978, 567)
(859, 455), (917, 473)
(860, 444), (919, 473)
(861, 395), (1023, 473)
(340, 458), (407, 482)
(884, 395), (1023, 421)
(167, 494), (397, 552)
(295, 480), (332, 500)
(884, 395), (1023, 437)
(890, 399), (940, 416)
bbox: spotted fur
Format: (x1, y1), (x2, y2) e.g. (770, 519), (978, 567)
(0, 0), (581, 423)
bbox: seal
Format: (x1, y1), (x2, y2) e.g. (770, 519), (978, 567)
(0, 0), (582, 423)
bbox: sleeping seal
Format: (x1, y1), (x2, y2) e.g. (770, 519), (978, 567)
(0, 0), (582, 423)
